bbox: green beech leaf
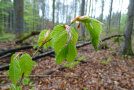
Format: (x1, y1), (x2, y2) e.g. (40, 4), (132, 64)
(66, 40), (77, 63)
(51, 25), (78, 64)
(51, 25), (78, 54)
(72, 16), (102, 51)
(84, 18), (102, 51)
(38, 30), (47, 46)
(51, 25), (68, 54)
(70, 27), (78, 45)
(38, 30), (51, 49)
(9, 54), (22, 85)
(56, 46), (68, 64)
(56, 40), (77, 64)
(19, 53), (36, 76)
(53, 31), (68, 54)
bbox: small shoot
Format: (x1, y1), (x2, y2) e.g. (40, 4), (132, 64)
(71, 16), (103, 51)
(101, 58), (112, 65)
(9, 53), (36, 89)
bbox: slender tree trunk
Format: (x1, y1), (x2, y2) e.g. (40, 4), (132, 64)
(91, 0), (94, 17)
(93, 0), (97, 18)
(118, 0), (123, 32)
(66, 5), (68, 24)
(100, 0), (104, 22)
(33, 0), (36, 31)
(9, 1), (13, 33)
(62, 0), (65, 23)
(57, 2), (60, 24)
(88, 0), (91, 16)
(74, 0), (77, 18)
(41, 0), (45, 29)
(80, 0), (85, 39)
(107, 0), (113, 33)
(14, 0), (24, 38)
(52, 0), (55, 27)
(1, 0), (5, 34)
(121, 0), (134, 55)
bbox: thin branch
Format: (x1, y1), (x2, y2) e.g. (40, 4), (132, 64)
(33, 38), (52, 57)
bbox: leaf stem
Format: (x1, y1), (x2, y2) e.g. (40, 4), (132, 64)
(33, 38), (52, 57)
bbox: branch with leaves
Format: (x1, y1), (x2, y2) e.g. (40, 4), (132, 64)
(8, 16), (103, 89)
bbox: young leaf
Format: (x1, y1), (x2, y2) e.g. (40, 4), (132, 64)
(9, 54), (22, 85)
(70, 27), (78, 45)
(56, 40), (77, 64)
(84, 19), (101, 51)
(66, 40), (77, 63)
(19, 53), (36, 76)
(53, 31), (68, 54)
(51, 25), (78, 54)
(51, 25), (68, 54)
(56, 45), (68, 64)
(22, 78), (30, 85)
(71, 16), (102, 51)
(51, 25), (78, 64)
(38, 30), (51, 49)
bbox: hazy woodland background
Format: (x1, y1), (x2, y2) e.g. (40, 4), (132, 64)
(0, 0), (130, 37)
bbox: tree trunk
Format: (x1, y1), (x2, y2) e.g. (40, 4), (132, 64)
(118, 0), (123, 32)
(14, 0), (24, 38)
(41, 0), (45, 29)
(121, 0), (134, 55)
(74, 0), (77, 18)
(52, 0), (55, 27)
(106, 0), (113, 33)
(80, 0), (85, 39)
(100, 0), (104, 22)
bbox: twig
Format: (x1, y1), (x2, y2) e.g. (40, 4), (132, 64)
(33, 38), (52, 57)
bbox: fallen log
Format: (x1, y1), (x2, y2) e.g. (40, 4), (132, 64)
(16, 31), (40, 44)
(0, 34), (123, 70)
(0, 45), (33, 57)
(0, 53), (12, 60)
(0, 34), (123, 58)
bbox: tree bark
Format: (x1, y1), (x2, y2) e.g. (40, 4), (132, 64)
(118, 0), (123, 32)
(14, 0), (24, 38)
(52, 0), (55, 27)
(121, 0), (134, 55)
(107, 0), (113, 33)
(41, 0), (45, 29)
(100, 0), (104, 22)
(80, 0), (85, 39)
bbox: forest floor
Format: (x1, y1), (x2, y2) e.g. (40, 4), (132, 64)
(0, 37), (134, 89)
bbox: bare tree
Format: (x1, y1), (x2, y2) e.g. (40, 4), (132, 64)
(121, 0), (134, 55)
